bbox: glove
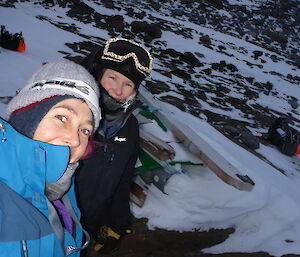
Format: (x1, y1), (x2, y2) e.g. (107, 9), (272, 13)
(94, 226), (132, 254)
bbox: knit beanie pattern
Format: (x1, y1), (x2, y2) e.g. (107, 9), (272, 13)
(7, 60), (101, 132)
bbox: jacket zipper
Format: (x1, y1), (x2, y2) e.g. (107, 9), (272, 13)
(0, 122), (6, 142)
(21, 240), (28, 257)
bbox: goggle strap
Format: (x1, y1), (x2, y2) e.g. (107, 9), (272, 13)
(101, 55), (150, 77)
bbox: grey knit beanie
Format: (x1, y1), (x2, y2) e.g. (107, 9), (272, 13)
(7, 60), (101, 132)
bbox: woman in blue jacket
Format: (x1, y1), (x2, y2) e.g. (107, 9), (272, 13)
(0, 60), (101, 257)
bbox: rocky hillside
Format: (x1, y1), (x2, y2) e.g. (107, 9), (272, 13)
(1, 0), (300, 144)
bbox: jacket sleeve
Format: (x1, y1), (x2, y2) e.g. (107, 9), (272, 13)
(107, 119), (140, 234)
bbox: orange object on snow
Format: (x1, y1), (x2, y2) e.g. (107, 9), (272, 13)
(296, 145), (300, 155)
(17, 39), (26, 52)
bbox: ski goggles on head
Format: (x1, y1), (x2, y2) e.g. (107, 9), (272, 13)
(101, 38), (153, 77)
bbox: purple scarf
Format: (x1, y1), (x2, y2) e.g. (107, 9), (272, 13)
(53, 200), (73, 235)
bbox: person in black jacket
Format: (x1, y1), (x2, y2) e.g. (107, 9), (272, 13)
(75, 37), (153, 254)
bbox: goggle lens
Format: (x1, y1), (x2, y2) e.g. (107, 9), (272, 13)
(107, 40), (151, 67)
(102, 38), (153, 76)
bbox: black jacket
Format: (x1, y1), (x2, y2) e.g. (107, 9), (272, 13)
(75, 113), (139, 238)
(75, 48), (140, 239)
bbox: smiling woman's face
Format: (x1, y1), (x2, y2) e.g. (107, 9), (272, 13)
(33, 98), (94, 163)
(99, 68), (136, 103)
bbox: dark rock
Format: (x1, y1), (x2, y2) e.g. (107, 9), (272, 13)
(253, 18), (264, 27)
(288, 99), (299, 109)
(172, 9), (185, 17)
(245, 77), (255, 84)
(211, 63), (226, 72)
(295, 9), (300, 24)
(218, 45), (226, 51)
(135, 11), (146, 19)
(180, 52), (203, 67)
(172, 69), (191, 80)
(202, 68), (212, 75)
(240, 130), (260, 150)
(244, 21), (254, 31)
(211, 0), (224, 9)
(219, 86), (231, 95)
(66, 1), (94, 23)
(195, 90), (208, 101)
(253, 81), (273, 92)
(194, 52), (205, 58)
(211, 63), (220, 71)
(163, 48), (182, 58)
(220, 60), (226, 66)
(190, 9), (199, 18)
(253, 50), (263, 59)
(125, 7), (134, 17)
(145, 23), (162, 39)
(199, 35), (211, 46)
(101, 0), (114, 9)
(236, 10), (247, 22)
(160, 95), (186, 113)
(131, 21), (162, 41)
(179, 0), (193, 7)
(106, 15), (124, 32)
(131, 21), (147, 33)
(144, 34), (153, 44)
(270, 54), (280, 63)
(265, 81), (273, 91)
(198, 15), (207, 25)
(211, 61), (227, 72)
(150, 1), (161, 11)
(224, 125), (260, 150)
(189, 9), (207, 25)
(287, 74), (300, 82)
(268, 71), (282, 76)
(224, 125), (240, 137)
(227, 64), (238, 72)
(145, 80), (170, 94)
(244, 89), (258, 99)
(236, 26), (245, 36)
(210, 16), (222, 28)
(263, 30), (288, 44)
(0, 2), (15, 7)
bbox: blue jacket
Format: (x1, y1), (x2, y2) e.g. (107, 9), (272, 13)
(0, 118), (88, 257)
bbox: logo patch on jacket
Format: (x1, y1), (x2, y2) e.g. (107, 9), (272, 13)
(114, 136), (127, 142)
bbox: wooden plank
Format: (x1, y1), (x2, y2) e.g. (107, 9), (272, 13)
(139, 130), (175, 161)
(171, 125), (254, 191)
(138, 88), (254, 192)
(130, 182), (147, 208)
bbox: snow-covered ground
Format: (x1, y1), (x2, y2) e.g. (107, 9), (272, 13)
(0, 1), (299, 256)
(133, 96), (300, 256)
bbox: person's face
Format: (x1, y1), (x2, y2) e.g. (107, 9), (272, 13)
(99, 68), (136, 103)
(33, 99), (94, 163)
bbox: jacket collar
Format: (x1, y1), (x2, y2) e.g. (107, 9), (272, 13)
(0, 117), (69, 194)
